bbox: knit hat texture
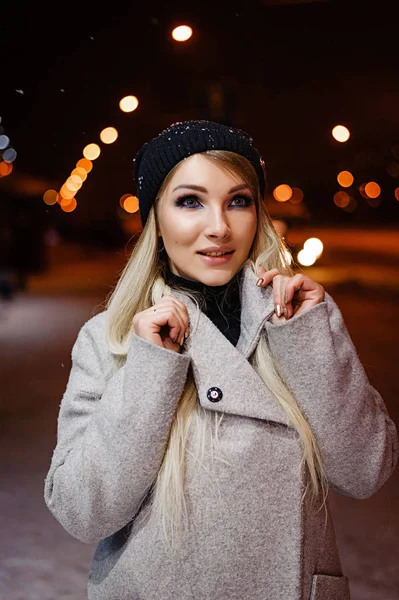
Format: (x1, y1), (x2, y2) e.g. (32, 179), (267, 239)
(133, 120), (266, 227)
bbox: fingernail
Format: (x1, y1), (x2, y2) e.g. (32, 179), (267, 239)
(276, 304), (282, 317)
(256, 278), (264, 287)
(283, 307), (288, 319)
(284, 292), (288, 305)
(179, 336), (184, 346)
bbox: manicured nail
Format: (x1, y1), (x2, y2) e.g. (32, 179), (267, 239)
(283, 307), (288, 319)
(276, 304), (283, 317)
(256, 278), (264, 287)
(284, 292), (288, 305)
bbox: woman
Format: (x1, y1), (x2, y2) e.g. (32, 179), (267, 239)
(44, 120), (398, 600)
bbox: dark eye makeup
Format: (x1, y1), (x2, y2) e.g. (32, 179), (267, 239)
(174, 193), (254, 208)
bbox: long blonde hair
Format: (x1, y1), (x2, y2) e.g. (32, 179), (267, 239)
(104, 150), (327, 547)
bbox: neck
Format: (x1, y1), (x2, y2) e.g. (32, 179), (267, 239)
(164, 267), (242, 346)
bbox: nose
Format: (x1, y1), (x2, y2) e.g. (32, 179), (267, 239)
(204, 207), (231, 239)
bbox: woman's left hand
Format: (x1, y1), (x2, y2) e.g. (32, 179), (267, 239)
(256, 266), (325, 324)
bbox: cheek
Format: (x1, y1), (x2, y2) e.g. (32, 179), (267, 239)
(161, 214), (198, 246)
(236, 215), (257, 247)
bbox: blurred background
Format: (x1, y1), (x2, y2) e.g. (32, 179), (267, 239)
(0, 1), (398, 598)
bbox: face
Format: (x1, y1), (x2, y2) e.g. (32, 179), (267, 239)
(156, 154), (258, 286)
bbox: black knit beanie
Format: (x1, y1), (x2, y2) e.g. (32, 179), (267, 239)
(133, 120), (266, 227)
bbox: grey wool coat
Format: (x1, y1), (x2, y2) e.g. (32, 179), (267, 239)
(44, 265), (398, 600)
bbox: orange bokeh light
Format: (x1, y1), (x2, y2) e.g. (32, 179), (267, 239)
(76, 158), (93, 173)
(337, 170), (354, 187)
(60, 184), (75, 199)
(290, 187), (304, 203)
(61, 198), (77, 212)
(83, 143), (101, 160)
(100, 127), (118, 144)
(0, 161), (13, 176)
(273, 184), (292, 202)
(43, 189), (58, 205)
(71, 167), (88, 182)
(334, 191), (350, 208)
(364, 181), (381, 198)
(123, 195), (139, 213)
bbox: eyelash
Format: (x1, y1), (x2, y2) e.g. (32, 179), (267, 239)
(174, 194), (253, 209)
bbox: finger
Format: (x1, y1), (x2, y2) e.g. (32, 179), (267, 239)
(256, 267), (281, 287)
(281, 274), (305, 318)
(273, 275), (287, 318)
(151, 305), (185, 344)
(270, 274), (285, 318)
(152, 299), (188, 344)
(159, 297), (189, 340)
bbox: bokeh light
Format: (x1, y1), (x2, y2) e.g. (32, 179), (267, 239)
(71, 167), (88, 182)
(119, 193), (133, 208)
(273, 184), (292, 202)
(3, 147), (17, 162)
(334, 191), (350, 208)
(289, 187), (304, 203)
(395, 188), (399, 201)
(172, 25), (193, 41)
(0, 161), (13, 176)
(123, 195), (139, 213)
(0, 135), (10, 149)
(43, 189), (58, 206)
(303, 237), (323, 258)
(332, 125), (350, 143)
(119, 95), (139, 112)
(337, 170), (354, 187)
(76, 158), (93, 172)
(61, 198), (77, 212)
(364, 181), (381, 198)
(83, 143), (101, 160)
(65, 175), (82, 192)
(59, 183), (75, 199)
(297, 249), (316, 266)
(100, 127), (118, 144)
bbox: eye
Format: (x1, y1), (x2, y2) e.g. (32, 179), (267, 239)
(174, 194), (202, 208)
(230, 194), (253, 207)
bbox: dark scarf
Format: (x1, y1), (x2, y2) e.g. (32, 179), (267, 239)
(165, 269), (242, 347)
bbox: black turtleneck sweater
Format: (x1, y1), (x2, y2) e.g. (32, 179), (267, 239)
(165, 269), (242, 347)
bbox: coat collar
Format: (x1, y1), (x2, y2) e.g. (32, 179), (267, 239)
(172, 264), (289, 427)
(173, 263), (275, 359)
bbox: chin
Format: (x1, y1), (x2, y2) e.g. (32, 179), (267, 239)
(197, 269), (237, 287)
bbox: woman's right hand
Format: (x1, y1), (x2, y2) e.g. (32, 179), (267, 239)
(132, 295), (190, 353)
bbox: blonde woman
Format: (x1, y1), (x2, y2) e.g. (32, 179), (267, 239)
(44, 120), (398, 600)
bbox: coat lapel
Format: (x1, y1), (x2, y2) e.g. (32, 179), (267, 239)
(173, 264), (290, 427)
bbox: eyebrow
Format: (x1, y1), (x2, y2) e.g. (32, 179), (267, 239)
(172, 183), (250, 194)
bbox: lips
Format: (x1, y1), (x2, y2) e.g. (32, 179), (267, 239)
(198, 251), (234, 257)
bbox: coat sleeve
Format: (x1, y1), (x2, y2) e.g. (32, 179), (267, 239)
(264, 292), (398, 499)
(44, 313), (191, 544)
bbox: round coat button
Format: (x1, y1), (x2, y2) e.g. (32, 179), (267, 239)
(207, 387), (223, 403)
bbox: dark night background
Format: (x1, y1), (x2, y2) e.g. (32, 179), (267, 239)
(1, 0), (398, 256)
